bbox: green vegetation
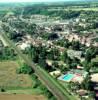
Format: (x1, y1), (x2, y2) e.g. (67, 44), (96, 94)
(1, 1), (98, 100)
(2, 26), (77, 100)
(81, 75), (92, 91)
(0, 47), (17, 60)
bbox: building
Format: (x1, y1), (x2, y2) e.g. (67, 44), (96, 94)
(49, 70), (61, 77)
(67, 50), (82, 59)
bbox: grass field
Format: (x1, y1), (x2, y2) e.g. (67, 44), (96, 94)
(0, 94), (46, 100)
(48, 7), (98, 11)
(0, 61), (32, 88)
(0, 61), (46, 100)
(69, 7), (98, 11)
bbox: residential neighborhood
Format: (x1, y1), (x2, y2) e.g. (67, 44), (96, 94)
(0, 0), (98, 100)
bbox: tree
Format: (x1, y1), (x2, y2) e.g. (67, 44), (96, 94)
(38, 58), (47, 69)
(82, 61), (91, 72)
(85, 50), (92, 62)
(81, 75), (92, 90)
(89, 91), (96, 99)
(72, 41), (81, 50)
(17, 63), (33, 74)
(0, 47), (16, 60)
(61, 50), (68, 62)
(1, 88), (6, 92)
(39, 84), (56, 100)
(47, 48), (60, 60)
(39, 46), (47, 59)
(30, 47), (39, 63)
(85, 47), (97, 62)
(70, 63), (77, 69)
(26, 23), (37, 35)
(64, 39), (70, 48)
(69, 82), (80, 92)
(52, 61), (59, 69)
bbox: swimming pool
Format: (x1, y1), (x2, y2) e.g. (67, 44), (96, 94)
(58, 73), (74, 82)
(63, 74), (74, 81)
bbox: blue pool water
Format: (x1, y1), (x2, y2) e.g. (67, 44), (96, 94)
(62, 74), (74, 81)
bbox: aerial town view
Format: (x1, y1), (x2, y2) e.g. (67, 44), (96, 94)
(0, 0), (98, 100)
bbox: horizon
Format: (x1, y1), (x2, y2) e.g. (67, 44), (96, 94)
(0, 0), (96, 3)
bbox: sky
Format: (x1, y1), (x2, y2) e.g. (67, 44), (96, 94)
(0, 0), (80, 3)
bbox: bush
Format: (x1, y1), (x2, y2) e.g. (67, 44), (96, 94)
(1, 88), (6, 92)
(17, 63), (34, 74)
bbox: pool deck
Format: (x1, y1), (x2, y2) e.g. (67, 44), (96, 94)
(58, 74), (75, 82)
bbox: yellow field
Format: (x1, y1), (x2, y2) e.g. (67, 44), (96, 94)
(0, 61), (32, 88)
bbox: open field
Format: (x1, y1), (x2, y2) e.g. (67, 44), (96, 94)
(48, 7), (98, 11)
(68, 7), (98, 11)
(0, 88), (43, 95)
(0, 94), (46, 100)
(0, 61), (32, 88)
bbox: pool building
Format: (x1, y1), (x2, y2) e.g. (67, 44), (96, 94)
(58, 69), (88, 83)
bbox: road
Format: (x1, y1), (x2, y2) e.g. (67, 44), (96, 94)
(0, 29), (78, 100)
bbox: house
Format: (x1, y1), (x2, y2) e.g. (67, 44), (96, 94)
(77, 65), (84, 69)
(31, 15), (49, 20)
(17, 41), (30, 50)
(67, 50), (82, 59)
(91, 73), (98, 83)
(46, 60), (53, 66)
(75, 18), (80, 23)
(49, 70), (61, 77)
(77, 89), (88, 97)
